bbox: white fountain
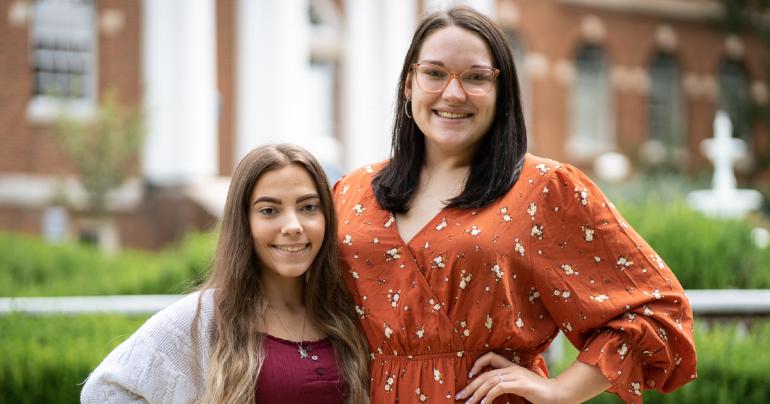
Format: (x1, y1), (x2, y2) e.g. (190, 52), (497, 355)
(687, 111), (762, 219)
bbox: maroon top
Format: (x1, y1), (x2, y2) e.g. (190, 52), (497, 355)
(255, 335), (347, 403)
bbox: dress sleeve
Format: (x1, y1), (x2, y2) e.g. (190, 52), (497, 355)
(80, 293), (210, 404)
(527, 163), (697, 403)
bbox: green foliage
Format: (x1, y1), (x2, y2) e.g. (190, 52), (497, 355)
(0, 314), (149, 404)
(552, 321), (770, 404)
(2, 315), (769, 403)
(616, 199), (770, 289)
(596, 174), (770, 289)
(53, 90), (145, 215)
(3, 194), (770, 295)
(0, 231), (215, 297)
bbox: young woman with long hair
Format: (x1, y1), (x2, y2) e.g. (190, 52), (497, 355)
(334, 6), (696, 404)
(82, 144), (369, 403)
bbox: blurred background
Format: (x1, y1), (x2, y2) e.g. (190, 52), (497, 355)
(1, 0), (769, 403)
(1, 0), (768, 250)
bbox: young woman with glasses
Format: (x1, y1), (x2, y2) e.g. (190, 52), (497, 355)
(333, 6), (696, 404)
(82, 144), (369, 403)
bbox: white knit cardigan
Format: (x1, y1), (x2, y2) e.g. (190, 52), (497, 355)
(81, 290), (215, 403)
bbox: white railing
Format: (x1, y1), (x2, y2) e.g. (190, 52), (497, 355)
(1, 290), (769, 315)
(684, 289), (770, 315)
(0, 294), (182, 315)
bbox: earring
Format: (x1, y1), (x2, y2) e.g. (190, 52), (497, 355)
(404, 100), (413, 119)
(305, 271), (310, 284)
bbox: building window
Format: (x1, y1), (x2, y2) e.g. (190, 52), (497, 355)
(29, 0), (96, 120)
(718, 60), (751, 141)
(648, 53), (684, 148)
(569, 45), (613, 158)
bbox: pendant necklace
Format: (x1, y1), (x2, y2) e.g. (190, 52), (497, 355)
(268, 304), (318, 361)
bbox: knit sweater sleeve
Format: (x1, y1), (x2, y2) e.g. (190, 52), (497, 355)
(80, 291), (214, 404)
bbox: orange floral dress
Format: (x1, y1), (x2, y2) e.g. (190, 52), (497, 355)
(334, 154), (696, 403)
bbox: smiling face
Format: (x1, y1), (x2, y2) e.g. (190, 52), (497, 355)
(249, 164), (325, 281)
(406, 25), (497, 162)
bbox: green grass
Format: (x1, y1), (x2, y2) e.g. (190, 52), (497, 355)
(0, 313), (150, 404)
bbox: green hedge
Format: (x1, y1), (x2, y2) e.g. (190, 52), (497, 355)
(0, 231), (215, 296)
(617, 200), (770, 289)
(0, 314), (149, 404)
(1, 198), (770, 295)
(552, 321), (770, 403)
(2, 315), (768, 403)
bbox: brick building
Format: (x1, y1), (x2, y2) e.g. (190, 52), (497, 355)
(0, 0), (767, 250)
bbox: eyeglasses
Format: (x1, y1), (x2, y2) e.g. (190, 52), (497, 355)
(411, 63), (499, 96)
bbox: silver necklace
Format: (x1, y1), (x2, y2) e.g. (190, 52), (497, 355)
(267, 305), (318, 361)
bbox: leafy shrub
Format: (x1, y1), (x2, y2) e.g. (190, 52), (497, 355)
(2, 194), (770, 295)
(3, 315), (769, 403)
(616, 200), (770, 289)
(595, 172), (770, 289)
(0, 313), (149, 404)
(0, 231), (215, 297)
(552, 321), (770, 403)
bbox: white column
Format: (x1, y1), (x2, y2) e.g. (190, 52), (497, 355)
(342, 0), (378, 170)
(236, 0), (311, 164)
(342, 0), (415, 171)
(381, 0), (416, 145)
(142, 0), (217, 185)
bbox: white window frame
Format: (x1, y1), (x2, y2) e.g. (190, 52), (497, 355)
(568, 45), (615, 160)
(27, 0), (97, 122)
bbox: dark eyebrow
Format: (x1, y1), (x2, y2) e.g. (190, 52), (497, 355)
(253, 194), (320, 206)
(297, 194), (321, 203)
(253, 196), (280, 205)
(418, 60), (494, 69)
(419, 60), (446, 66)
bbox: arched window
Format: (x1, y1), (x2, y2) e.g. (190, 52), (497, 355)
(648, 53), (684, 148)
(718, 60), (751, 141)
(569, 45), (613, 158)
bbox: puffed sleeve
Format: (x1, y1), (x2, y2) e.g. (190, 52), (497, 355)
(527, 163), (697, 403)
(80, 292), (213, 404)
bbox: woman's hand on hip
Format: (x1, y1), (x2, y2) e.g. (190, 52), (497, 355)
(454, 352), (564, 404)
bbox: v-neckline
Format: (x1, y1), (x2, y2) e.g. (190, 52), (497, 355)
(393, 207), (449, 249)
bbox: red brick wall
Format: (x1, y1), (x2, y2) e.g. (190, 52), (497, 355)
(116, 187), (218, 250)
(0, 0), (142, 176)
(0, 1), (34, 173)
(0, 206), (43, 236)
(501, 0), (769, 171)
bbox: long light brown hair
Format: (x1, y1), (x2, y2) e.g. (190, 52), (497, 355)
(195, 144), (369, 403)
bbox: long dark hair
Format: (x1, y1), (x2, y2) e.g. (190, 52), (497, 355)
(373, 6), (527, 212)
(196, 144), (369, 403)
